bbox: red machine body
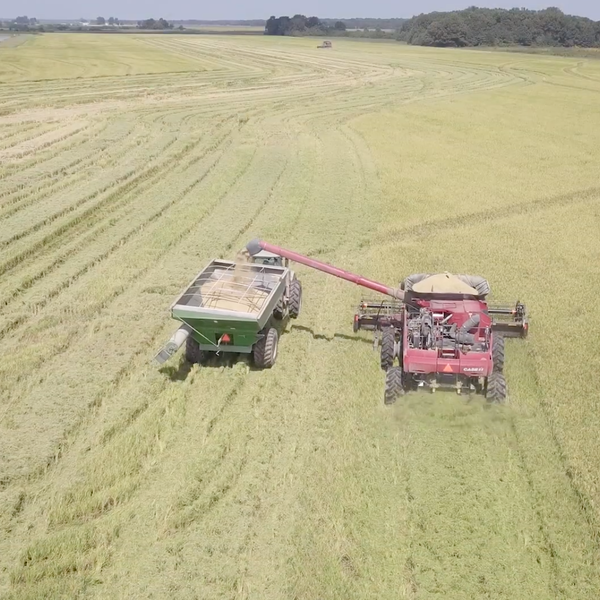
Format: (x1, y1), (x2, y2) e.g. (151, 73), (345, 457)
(402, 298), (493, 378)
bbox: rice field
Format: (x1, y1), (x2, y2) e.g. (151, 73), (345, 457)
(1, 33), (600, 599)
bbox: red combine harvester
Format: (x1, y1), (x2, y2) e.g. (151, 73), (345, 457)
(246, 239), (528, 405)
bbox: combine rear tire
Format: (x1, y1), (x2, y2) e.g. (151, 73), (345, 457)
(253, 328), (278, 369)
(384, 367), (405, 405)
(486, 372), (508, 404)
(380, 327), (396, 371)
(185, 336), (205, 365)
(492, 335), (505, 373)
(289, 279), (302, 319)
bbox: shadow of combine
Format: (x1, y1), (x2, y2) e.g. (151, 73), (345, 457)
(158, 322), (372, 382)
(290, 324), (373, 346)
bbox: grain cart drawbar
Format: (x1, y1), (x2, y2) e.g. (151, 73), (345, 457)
(246, 239), (528, 405)
(155, 254), (301, 368)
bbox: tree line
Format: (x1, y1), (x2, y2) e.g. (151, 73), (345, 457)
(94, 17), (120, 26)
(398, 7), (600, 48)
(137, 18), (174, 30)
(323, 18), (406, 30)
(265, 15), (346, 36)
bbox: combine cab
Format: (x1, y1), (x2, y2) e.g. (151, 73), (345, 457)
(317, 40), (332, 49)
(246, 240), (528, 405)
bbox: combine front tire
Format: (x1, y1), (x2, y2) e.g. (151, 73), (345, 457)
(492, 335), (505, 373)
(486, 372), (508, 404)
(253, 328), (278, 369)
(384, 367), (405, 405)
(380, 327), (395, 371)
(289, 279), (302, 319)
(185, 336), (205, 365)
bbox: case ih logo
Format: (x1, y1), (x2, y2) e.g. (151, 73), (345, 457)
(463, 367), (485, 372)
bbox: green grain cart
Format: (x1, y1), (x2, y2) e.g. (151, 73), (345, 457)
(155, 253), (301, 369)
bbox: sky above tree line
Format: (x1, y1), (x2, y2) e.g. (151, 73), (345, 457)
(5, 1), (600, 22)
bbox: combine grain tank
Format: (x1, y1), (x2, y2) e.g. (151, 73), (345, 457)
(155, 259), (301, 368)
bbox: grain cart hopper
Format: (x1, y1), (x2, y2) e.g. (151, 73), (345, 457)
(246, 240), (528, 405)
(155, 258), (301, 368)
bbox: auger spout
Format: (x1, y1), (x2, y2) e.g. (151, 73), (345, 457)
(246, 239), (404, 300)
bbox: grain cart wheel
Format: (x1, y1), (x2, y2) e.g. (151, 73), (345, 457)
(288, 279), (302, 319)
(273, 297), (286, 321)
(253, 328), (278, 369)
(384, 367), (405, 405)
(492, 335), (505, 373)
(380, 327), (395, 371)
(486, 372), (508, 404)
(185, 336), (205, 365)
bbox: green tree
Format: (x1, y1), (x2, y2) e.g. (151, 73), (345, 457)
(96, 16), (106, 25)
(400, 6), (600, 48)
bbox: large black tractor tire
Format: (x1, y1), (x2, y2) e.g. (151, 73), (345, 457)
(185, 336), (205, 365)
(492, 335), (505, 373)
(289, 279), (302, 319)
(486, 372), (508, 404)
(380, 327), (396, 371)
(253, 328), (279, 369)
(384, 367), (405, 405)
(273, 297), (286, 321)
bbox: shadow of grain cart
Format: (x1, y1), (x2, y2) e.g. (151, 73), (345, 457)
(155, 258), (302, 369)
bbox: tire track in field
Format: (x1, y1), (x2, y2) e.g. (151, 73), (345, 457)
(0, 135), (194, 274)
(0, 127), (235, 336)
(0, 139), (260, 415)
(0, 120), (136, 213)
(0, 145), (261, 490)
(366, 185), (600, 248)
(0, 119), (112, 187)
(515, 346), (600, 551)
(0, 103), (273, 315)
(0, 126), (292, 498)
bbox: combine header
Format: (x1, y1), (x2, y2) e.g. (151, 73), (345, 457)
(246, 239), (528, 405)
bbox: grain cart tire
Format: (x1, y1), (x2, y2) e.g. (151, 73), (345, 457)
(273, 297), (286, 321)
(253, 328), (278, 369)
(380, 327), (395, 371)
(492, 335), (505, 373)
(185, 336), (205, 365)
(384, 367), (405, 405)
(289, 279), (302, 319)
(486, 372), (508, 404)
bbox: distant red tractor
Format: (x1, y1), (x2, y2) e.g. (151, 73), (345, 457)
(247, 240), (528, 405)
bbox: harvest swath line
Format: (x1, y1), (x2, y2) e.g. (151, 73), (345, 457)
(1, 33), (600, 600)
(0, 125), (237, 332)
